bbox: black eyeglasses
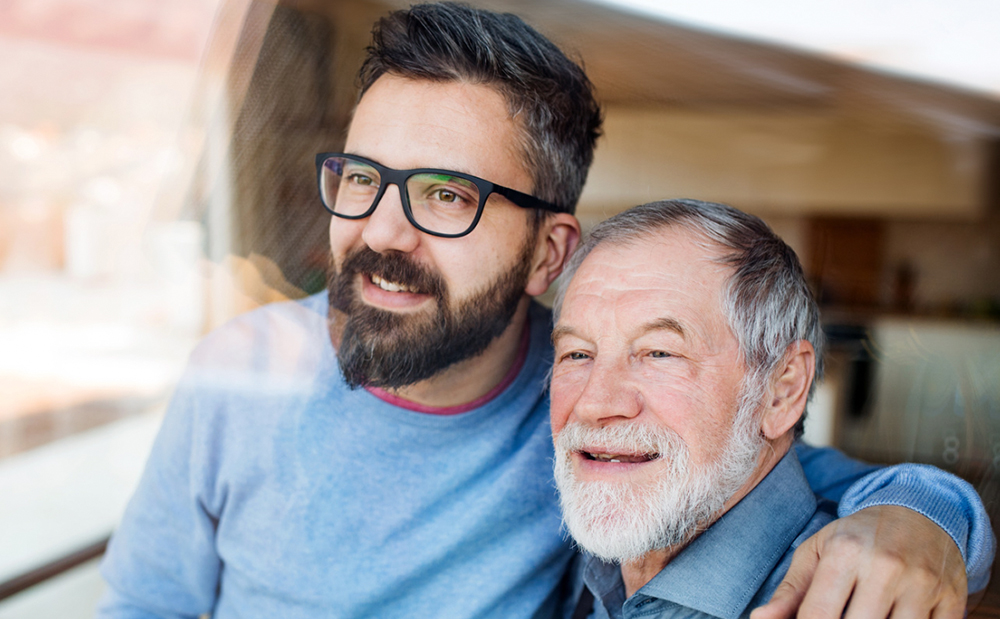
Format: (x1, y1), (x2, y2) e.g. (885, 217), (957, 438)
(315, 152), (561, 238)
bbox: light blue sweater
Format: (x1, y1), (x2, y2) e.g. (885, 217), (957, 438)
(97, 295), (993, 618)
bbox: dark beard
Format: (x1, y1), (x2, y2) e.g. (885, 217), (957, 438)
(327, 239), (534, 390)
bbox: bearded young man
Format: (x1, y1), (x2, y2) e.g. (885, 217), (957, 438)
(97, 4), (993, 619)
(551, 200), (986, 618)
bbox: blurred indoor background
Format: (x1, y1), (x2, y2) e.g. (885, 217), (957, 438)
(1, 0), (998, 616)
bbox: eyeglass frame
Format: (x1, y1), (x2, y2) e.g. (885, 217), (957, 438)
(315, 152), (563, 238)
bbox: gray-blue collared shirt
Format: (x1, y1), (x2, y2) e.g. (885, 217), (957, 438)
(576, 450), (835, 619)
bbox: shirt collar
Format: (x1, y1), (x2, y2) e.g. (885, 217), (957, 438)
(583, 450), (817, 619)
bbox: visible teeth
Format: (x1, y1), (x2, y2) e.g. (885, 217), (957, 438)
(593, 453), (622, 461)
(371, 275), (416, 293)
(587, 452), (657, 463)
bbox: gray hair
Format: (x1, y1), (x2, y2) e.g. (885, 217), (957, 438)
(553, 199), (824, 433)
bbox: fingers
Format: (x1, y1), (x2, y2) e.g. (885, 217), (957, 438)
(889, 593), (961, 619)
(927, 596), (967, 619)
(886, 551), (966, 619)
(843, 550), (907, 619)
(805, 507), (966, 619)
(751, 537), (821, 619)
(795, 535), (861, 619)
(848, 553), (966, 619)
(750, 581), (805, 619)
(753, 506), (969, 619)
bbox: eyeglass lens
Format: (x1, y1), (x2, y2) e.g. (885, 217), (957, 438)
(321, 156), (482, 236)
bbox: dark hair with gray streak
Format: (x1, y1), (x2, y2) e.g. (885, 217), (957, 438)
(554, 199), (824, 434)
(358, 2), (602, 213)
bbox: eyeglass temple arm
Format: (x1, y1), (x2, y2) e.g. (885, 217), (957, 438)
(492, 185), (562, 213)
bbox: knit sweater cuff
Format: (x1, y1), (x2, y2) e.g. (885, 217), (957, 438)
(837, 463), (995, 593)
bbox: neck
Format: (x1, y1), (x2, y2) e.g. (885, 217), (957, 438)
(620, 437), (792, 598)
(620, 546), (683, 598)
(348, 297), (532, 408)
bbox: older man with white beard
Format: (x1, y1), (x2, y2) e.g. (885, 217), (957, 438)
(550, 199), (970, 619)
(97, 5), (994, 617)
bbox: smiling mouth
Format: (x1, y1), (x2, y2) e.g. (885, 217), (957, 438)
(582, 450), (660, 464)
(370, 274), (422, 294)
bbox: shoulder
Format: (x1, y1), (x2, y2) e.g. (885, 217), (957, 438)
(182, 293), (331, 393)
(750, 460), (836, 611)
(160, 295), (333, 461)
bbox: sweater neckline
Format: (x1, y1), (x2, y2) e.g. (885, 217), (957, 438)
(364, 319), (531, 416)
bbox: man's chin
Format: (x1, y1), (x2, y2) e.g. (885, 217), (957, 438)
(335, 310), (445, 390)
(556, 452), (762, 562)
(327, 234), (534, 390)
(559, 481), (680, 563)
(555, 450), (720, 562)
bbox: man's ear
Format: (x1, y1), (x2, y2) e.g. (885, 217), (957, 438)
(760, 340), (816, 440)
(525, 213), (581, 297)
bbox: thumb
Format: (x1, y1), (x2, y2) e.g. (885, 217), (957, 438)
(751, 538), (821, 619)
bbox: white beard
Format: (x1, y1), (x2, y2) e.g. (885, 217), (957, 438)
(553, 397), (765, 563)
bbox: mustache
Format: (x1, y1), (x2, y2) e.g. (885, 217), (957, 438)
(556, 422), (688, 459)
(336, 246), (446, 300)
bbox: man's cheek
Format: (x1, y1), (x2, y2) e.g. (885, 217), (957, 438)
(329, 219), (366, 257)
(549, 376), (586, 434)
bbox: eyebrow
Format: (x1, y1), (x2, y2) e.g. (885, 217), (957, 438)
(550, 325), (576, 345)
(550, 317), (685, 345)
(642, 317), (685, 338)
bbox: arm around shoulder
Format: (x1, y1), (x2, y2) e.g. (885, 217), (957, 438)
(838, 461), (995, 592)
(795, 440), (995, 589)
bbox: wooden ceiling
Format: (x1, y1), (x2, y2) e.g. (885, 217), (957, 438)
(361, 0), (1000, 138)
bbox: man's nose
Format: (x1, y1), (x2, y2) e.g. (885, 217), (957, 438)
(572, 358), (642, 426)
(360, 183), (420, 254)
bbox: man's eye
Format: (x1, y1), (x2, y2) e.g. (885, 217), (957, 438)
(432, 188), (459, 202)
(429, 187), (474, 205)
(348, 173), (375, 186)
(564, 351), (590, 361)
(649, 350), (672, 359)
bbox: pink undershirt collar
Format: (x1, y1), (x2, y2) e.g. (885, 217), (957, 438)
(365, 321), (531, 415)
